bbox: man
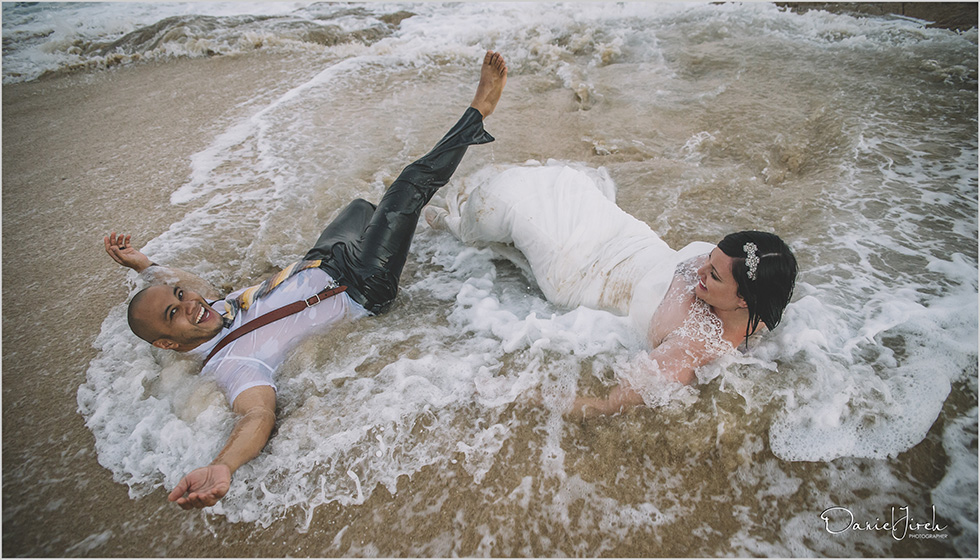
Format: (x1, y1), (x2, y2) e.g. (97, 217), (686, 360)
(104, 51), (507, 510)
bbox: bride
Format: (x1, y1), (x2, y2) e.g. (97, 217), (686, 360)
(426, 161), (798, 418)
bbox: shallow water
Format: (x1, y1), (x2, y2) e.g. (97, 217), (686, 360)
(4, 2), (977, 556)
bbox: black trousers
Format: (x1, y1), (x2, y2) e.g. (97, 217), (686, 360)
(305, 107), (493, 314)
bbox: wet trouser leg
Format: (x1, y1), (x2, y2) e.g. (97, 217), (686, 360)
(304, 199), (377, 260)
(318, 107), (494, 314)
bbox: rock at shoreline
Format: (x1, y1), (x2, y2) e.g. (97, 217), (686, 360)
(777, 2), (978, 31)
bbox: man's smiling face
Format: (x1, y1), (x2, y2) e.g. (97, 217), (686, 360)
(129, 285), (224, 351)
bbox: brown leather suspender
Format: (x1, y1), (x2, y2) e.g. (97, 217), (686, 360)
(203, 284), (348, 366)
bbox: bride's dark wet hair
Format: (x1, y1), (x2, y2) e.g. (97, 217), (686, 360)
(718, 231), (797, 339)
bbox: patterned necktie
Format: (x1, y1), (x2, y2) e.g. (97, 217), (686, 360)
(221, 259), (324, 324)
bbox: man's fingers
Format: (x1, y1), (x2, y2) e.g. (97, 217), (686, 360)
(104, 231), (142, 267)
(178, 492), (217, 510)
(196, 492), (217, 508)
(172, 491), (199, 509)
(104, 239), (125, 265)
(105, 232), (135, 252)
(105, 234), (122, 256)
(168, 477), (191, 502)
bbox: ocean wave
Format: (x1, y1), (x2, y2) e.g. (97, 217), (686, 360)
(60, 2), (978, 555)
(2, 2), (410, 83)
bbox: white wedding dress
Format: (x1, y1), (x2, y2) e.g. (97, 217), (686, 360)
(431, 160), (714, 334)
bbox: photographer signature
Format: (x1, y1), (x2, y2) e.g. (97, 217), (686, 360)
(820, 506), (948, 541)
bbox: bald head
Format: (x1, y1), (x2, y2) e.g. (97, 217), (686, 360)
(127, 287), (159, 343)
(126, 284), (224, 352)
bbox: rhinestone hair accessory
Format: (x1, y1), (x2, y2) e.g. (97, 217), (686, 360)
(743, 242), (760, 281)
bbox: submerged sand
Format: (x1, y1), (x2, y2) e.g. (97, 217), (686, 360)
(3, 50), (639, 558)
(1, 52), (335, 556)
(3, 7), (976, 553)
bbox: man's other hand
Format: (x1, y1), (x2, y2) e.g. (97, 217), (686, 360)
(167, 464), (232, 510)
(104, 232), (153, 272)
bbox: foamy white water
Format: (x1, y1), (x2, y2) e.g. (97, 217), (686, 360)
(7, 1), (967, 555)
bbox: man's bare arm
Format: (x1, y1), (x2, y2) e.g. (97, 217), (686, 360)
(167, 385), (276, 510)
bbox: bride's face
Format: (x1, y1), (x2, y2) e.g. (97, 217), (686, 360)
(695, 248), (746, 313)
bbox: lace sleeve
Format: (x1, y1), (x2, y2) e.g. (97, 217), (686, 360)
(668, 256), (737, 362)
(617, 256), (738, 404)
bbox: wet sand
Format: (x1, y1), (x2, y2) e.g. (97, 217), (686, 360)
(1, 52), (330, 557)
(2, 50), (615, 558)
(3, 19), (975, 554)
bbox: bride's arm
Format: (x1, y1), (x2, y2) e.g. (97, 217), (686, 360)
(568, 384), (645, 420)
(565, 335), (711, 420)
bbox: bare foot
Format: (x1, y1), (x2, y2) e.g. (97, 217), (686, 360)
(423, 206), (448, 230)
(470, 50), (507, 118)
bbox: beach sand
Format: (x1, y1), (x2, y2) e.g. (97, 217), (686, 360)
(2, 50), (604, 558)
(2, 52), (326, 556)
(3, 6), (975, 554)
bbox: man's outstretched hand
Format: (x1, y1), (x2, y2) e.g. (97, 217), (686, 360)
(168, 464), (232, 510)
(104, 232), (154, 272)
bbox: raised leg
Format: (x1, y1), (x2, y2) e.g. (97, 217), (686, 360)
(304, 199), (377, 261)
(321, 51), (507, 314)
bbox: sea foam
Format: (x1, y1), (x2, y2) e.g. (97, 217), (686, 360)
(67, 2), (977, 554)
